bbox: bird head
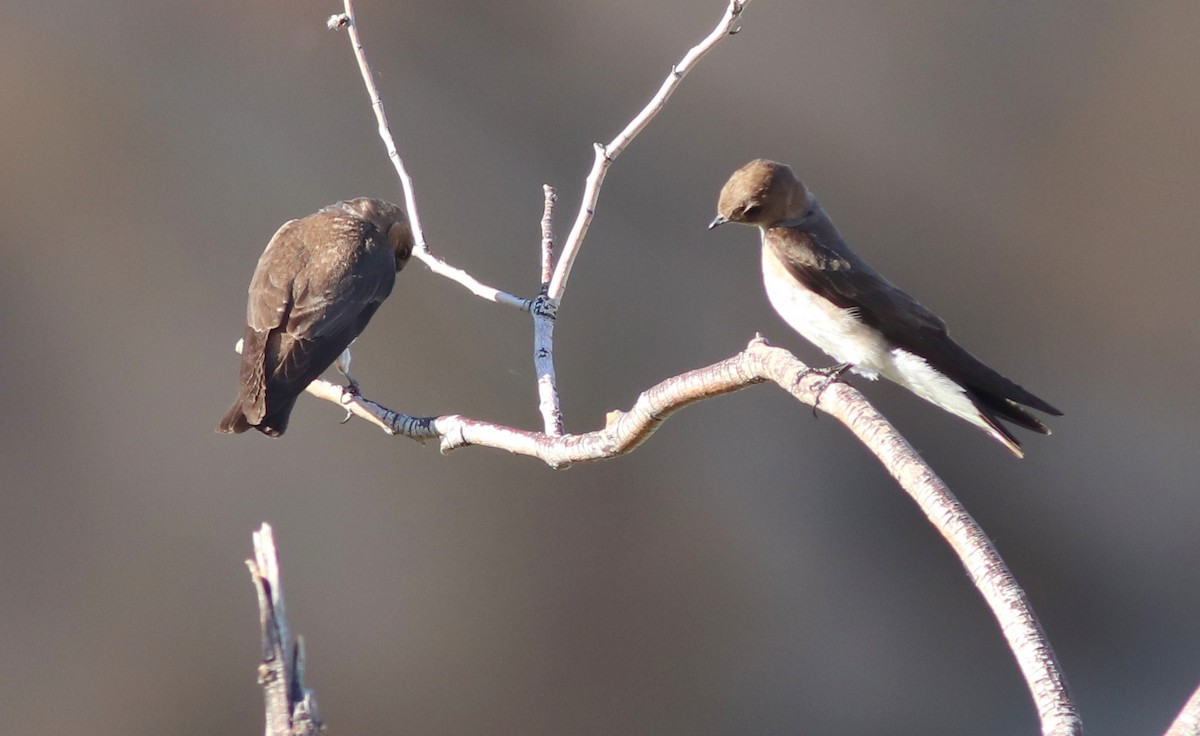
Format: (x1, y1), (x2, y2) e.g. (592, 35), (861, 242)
(709, 159), (810, 230)
(335, 198), (414, 270)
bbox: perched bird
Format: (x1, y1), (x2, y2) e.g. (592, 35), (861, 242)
(218, 198), (413, 437)
(709, 159), (1060, 456)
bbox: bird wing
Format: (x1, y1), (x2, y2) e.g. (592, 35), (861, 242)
(239, 215), (396, 425)
(768, 227), (1061, 425)
(767, 226), (945, 335)
(234, 218), (302, 424)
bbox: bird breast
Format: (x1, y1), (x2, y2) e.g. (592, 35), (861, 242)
(760, 240), (887, 379)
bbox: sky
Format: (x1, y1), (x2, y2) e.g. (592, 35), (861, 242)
(1, 1), (1199, 734)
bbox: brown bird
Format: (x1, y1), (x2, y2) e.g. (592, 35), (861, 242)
(709, 159), (1060, 456)
(218, 198), (413, 437)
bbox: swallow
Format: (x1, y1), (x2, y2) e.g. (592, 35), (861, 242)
(218, 198), (413, 436)
(709, 159), (1061, 456)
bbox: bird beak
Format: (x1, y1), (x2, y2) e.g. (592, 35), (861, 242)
(707, 215), (728, 230)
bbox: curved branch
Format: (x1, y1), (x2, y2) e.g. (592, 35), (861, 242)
(1168, 683), (1200, 736)
(317, 3), (1080, 733)
(302, 336), (1079, 734)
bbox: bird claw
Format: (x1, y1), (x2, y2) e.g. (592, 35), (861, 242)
(807, 362), (851, 417)
(338, 380), (360, 424)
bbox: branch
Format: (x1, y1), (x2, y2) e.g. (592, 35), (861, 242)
(315, 4), (1081, 733)
(302, 336), (1078, 734)
(329, 0), (748, 434)
(546, 0), (749, 301)
(534, 185), (564, 435)
(329, 2), (532, 312)
(539, 184), (557, 286)
(331, 0), (747, 309)
(1167, 683), (1200, 736)
(247, 523), (321, 736)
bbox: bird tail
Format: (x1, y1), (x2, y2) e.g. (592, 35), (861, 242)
(216, 402), (252, 434)
(217, 395), (293, 436)
(964, 387), (1057, 458)
(968, 403), (1027, 458)
(922, 340), (1061, 457)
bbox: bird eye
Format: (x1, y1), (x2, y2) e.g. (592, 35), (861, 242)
(742, 204), (762, 220)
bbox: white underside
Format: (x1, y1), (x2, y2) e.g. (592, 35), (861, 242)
(760, 240), (995, 437)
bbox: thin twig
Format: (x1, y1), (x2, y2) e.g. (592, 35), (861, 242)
(413, 249), (533, 310)
(546, 0), (749, 301)
(247, 523), (321, 736)
(331, 1), (531, 312)
(540, 184), (557, 286)
(333, 1), (422, 247)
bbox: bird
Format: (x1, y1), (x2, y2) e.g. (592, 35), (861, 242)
(708, 159), (1061, 456)
(218, 198), (414, 437)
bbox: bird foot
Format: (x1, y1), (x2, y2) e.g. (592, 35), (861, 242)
(338, 377), (360, 425)
(806, 362), (851, 417)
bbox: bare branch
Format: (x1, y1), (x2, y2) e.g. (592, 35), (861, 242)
(247, 523), (321, 736)
(302, 337), (767, 466)
(304, 376), (439, 439)
(412, 249), (533, 311)
(301, 336), (1078, 734)
(539, 184), (557, 286)
(333, 0), (531, 312)
(334, 0), (423, 246)
(328, 0), (748, 427)
(1167, 683), (1200, 736)
(534, 185), (565, 435)
(547, 0), (750, 301)
(313, 3), (1082, 732)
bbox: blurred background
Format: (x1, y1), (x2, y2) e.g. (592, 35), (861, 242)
(2, 1), (1197, 733)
